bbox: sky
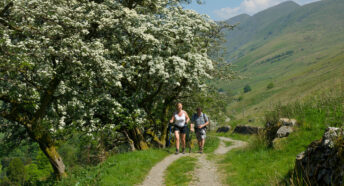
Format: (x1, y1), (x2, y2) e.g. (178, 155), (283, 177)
(183, 0), (321, 21)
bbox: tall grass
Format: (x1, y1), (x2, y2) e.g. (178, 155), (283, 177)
(221, 92), (343, 185)
(265, 91), (343, 128)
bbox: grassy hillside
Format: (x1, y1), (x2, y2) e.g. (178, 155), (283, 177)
(224, 1), (300, 59)
(218, 0), (344, 122)
(218, 91), (343, 185)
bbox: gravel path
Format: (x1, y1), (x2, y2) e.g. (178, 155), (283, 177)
(140, 136), (247, 186)
(215, 136), (248, 155)
(189, 154), (221, 186)
(140, 153), (188, 186)
(190, 136), (248, 186)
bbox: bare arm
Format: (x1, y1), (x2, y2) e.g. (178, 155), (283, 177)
(202, 120), (209, 128)
(190, 123), (195, 132)
(169, 114), (175, 124)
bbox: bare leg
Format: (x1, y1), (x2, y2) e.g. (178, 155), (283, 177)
(201, 139), (205, 150)
(181, 133), (186, 149)
(174, 130), (180, 151)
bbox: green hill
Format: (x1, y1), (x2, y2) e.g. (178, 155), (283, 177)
(218, 0), (344, 122)
(223, 1), (300, 60)
(225, 13), (251, 25)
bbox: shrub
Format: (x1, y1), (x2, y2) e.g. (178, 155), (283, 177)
(7, 158), (26, 185)
(25, 163), (40, 184)
(267, 82), (274, 89)
(0, 176), (11, 186)
(32, 151), (53, 180)
(243, 84), (252, 93)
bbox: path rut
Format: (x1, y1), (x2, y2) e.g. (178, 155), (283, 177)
(140, 153), (188, 186)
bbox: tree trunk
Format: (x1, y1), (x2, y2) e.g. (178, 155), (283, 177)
(145, 106), (169, 148)
(128, 127), (149, 150)
(39, 142), (67, 179)
(27, 119), (67, 179)
(124, 130), (136, 151)
(159, 103), (171, 148)
(146, 129), (164, 148)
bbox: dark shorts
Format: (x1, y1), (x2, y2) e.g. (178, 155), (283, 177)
(173, 125), (187, 134)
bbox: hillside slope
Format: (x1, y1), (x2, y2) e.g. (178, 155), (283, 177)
(218, 0), (344, 121)
(224, 1), (301, 60)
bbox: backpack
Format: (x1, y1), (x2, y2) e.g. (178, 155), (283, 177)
(203, 113), (209, 130)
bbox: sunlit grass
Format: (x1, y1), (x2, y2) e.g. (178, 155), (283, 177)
(56, 149), (169, 186)
(164, 156), (198, 186)
(221, 93), (343, 185)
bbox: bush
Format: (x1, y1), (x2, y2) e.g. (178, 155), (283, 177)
(0, 176), (11, 186)
(7, 158), (26, 185)
(243, 84), (252, 93)
(25, 163), (40, 184)
(25, 150), (53, 183)
(58, 143), (78, 168)
(267, 82), (274, 89)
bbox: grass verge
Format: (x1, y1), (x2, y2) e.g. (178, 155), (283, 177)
(56, 149), (169, 186)
(164, 156), (198, 186)
(224, 141), (233, 147)
(203, 135), (220, 154)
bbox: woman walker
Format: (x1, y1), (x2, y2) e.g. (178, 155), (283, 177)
(170, 103), (190, 154)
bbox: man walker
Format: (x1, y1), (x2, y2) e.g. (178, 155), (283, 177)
(191, 107), (209, 153)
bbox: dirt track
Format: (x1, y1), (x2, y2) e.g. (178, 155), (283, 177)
(140, 136), (247, 186)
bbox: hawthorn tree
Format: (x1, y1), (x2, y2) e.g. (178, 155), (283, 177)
(111, 3), (234, 149)
(0, 0), (232, 178)
(0, 0), (125, 178)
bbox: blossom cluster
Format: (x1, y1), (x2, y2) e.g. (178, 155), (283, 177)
(0, 0), (220, 137)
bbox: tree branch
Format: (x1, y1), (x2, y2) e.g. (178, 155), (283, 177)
(32, 76), (61, 122)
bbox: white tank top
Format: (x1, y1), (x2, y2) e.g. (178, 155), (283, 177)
(174, 112), (186, 127)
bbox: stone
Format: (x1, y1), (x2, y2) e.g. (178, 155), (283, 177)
(225, 117), (231, 122)
(276, 126), (293, 138)
(294, 127), (344, 185)
(322, 127), (343, 148)
(233, 125), (262, 135)
(216, 126), (231, 133)
(279, 118), (297, 127)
